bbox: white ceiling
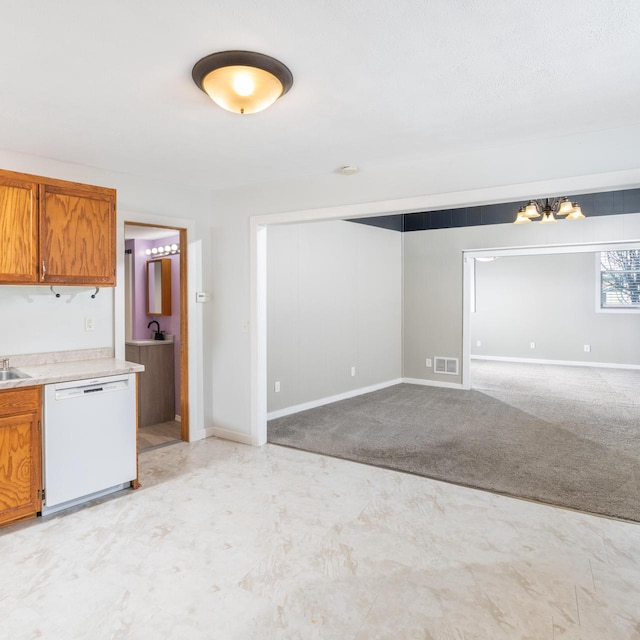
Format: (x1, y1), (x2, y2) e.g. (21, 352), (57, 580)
(1, 1), (639, 193)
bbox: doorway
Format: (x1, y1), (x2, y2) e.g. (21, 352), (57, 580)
(124, 223), (190, 451)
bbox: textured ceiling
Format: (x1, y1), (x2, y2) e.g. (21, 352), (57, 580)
(0, 0), (638, 191)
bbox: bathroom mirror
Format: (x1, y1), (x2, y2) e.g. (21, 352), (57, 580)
(147, 258), (172, 316)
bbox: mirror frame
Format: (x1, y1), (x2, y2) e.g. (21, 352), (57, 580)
(146, 258), (172, 316)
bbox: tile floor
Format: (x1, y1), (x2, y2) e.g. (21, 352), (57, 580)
(1, 438), (639, 639)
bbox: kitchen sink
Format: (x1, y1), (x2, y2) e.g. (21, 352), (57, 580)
(0, 368), (30, 381)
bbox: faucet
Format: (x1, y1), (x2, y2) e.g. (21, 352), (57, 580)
(1, 358), (8, 370)
(147, 320), (164, 340)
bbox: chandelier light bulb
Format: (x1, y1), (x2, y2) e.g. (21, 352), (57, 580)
(566, 204), (585, 220)
(232, 72), (255, 97)
(524, 201), (540, 218)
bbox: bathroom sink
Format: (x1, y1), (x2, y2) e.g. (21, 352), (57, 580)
(0, 368), (31, 381)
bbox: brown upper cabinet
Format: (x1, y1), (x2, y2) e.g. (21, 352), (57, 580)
(0, 169), (116, 286)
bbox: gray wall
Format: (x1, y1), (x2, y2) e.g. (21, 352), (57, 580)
(403, 213), (640, 383)
(471, 252), (640, 364)
(267, 220), (402, 412)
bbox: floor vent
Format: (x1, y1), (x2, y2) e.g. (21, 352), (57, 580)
(434, 357), (459, 375)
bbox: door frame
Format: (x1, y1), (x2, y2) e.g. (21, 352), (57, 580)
(462, 240), (640, 390)
(116, 211), (202, 442)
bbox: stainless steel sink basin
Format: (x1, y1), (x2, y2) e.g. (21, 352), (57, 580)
(0, 368), (30, 381)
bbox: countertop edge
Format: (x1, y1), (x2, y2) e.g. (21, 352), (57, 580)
(0, 358), (145, 390)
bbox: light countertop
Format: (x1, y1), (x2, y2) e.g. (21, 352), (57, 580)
(0, 348), (144, 390)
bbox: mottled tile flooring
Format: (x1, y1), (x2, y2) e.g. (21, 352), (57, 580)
(2, 438), (640, 639)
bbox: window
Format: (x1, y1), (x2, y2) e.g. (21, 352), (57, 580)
(598, 250), (640, 312)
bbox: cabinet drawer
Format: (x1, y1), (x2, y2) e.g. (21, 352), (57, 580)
(0, 386), (42, 415)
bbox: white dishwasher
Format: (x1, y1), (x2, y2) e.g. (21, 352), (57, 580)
(43, 373), (137, 515)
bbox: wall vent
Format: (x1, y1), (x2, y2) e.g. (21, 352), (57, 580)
(434, 357), (459, 375)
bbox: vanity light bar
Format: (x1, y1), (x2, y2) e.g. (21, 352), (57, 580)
(144, 243), (179, 256)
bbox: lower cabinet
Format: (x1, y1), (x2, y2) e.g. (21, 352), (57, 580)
(0, 386), (42, 527)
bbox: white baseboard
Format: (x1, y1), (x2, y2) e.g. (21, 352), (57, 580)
(471, 355), (640, 370)
(402, 377), (464, 390)
(267, 378), (403, 420)
(210, 426), (254, 446)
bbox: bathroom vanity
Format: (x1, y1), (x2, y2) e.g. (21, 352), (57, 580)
(125, 340), (175, 427)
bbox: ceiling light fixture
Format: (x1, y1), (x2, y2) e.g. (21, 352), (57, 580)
(192, 50), (293, 114)
(145, 243), (180, 257)
(514, 197), (585, 224)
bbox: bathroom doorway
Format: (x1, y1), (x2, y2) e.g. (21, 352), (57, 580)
(124, 223), (189, 451)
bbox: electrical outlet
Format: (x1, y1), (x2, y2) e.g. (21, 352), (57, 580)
(85, 316), (95, 331)
(476, 340), (482, 347)
(351, 366), (356, 377)
(584, 344), (591, 352)
(530, 342), (536, 349)
(425, 358), (432, 368)
(274, 381), (281, 393)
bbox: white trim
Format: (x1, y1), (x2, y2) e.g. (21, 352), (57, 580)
(250, 221), (268, 446)
(210, 426), (254, 446)
(471, 355), (640, 370)
(402, 377), (464, 390)
(464, 239), (640, 260)
(267, 379), (403, 420)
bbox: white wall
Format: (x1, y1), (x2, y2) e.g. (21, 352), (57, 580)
(267, 220), (402, 412)
(471, 252), (640, 365)
(403, 213), (640, 383)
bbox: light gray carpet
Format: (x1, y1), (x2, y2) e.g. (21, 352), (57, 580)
(268, 361), (640, 521)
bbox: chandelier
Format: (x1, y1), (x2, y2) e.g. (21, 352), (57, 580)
(514, 197), (585, 224)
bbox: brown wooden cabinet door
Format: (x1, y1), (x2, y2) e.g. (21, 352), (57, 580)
(0, 174), (38, 283)
(39, 183), (116, 285)
(0, 388), (42, 527)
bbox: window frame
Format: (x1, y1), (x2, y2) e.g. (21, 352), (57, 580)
(595, 250), (640, 314)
